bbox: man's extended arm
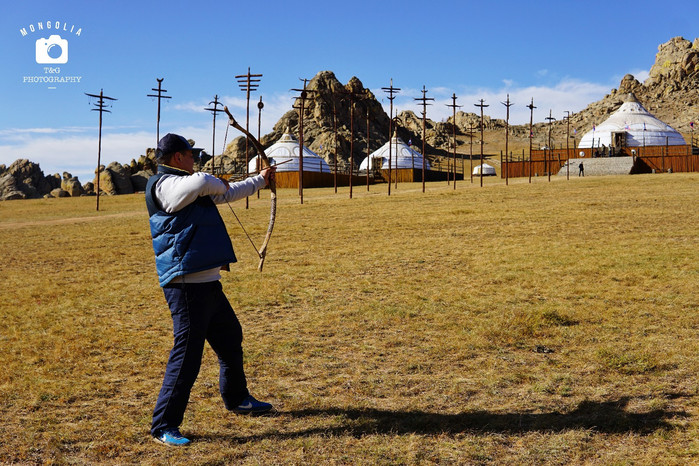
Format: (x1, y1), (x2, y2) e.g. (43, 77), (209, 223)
(155, 172), (265, 213)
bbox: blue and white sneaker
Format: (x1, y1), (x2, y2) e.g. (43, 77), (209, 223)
(153, 428), (191, 446)
(232, 395), (273, 414)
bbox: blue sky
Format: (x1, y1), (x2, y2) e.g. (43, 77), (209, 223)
(1, 0), (694, 182)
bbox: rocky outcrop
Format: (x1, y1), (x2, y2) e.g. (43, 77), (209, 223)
(0, 159), (61, 200)
(130, 170), (151, 192)
(61, 172), (85, 197)
(646, 37), (699, 85)
(107, 162), (134, 195)
(565, 37), (699, 137)
(88, 152), (157, 196)
(0, 148), (158, 200)
(213, 71), (434, 170)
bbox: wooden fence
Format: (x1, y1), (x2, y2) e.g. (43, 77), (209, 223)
(632, 154), (698, 173)
(273, 171), (365, 189)
(501, 145), (699, 178)
(375, 168), (464, 183)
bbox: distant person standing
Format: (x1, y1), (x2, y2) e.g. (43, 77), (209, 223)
(578, 162), (585, 177)
(145, 133), (276, 447)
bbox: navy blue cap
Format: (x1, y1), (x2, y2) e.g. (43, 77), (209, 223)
(157, 133), (193, 155)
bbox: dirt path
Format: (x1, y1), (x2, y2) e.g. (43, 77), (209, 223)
(0, 211), (145, 229)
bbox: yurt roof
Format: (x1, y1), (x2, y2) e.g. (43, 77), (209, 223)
(472, 163), (496, 175)
(578, 93), (685, 148)
(248, 128), (330, 173)
(359, 134), (431, 170)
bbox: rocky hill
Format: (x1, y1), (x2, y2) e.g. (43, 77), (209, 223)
(528, 36), (699, 149)
(209, 71), (422, 173)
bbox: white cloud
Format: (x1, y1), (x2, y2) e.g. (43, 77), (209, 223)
(0, 128), (154, 182)
(380, 78), (610, 125)
(0, 91), (297, 183)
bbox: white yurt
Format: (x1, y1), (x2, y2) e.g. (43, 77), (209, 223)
(472, 164), (496, 176)
(578, 93), (685, 148)
(248, 128), (331, 173)
(359, 134), (431, 171)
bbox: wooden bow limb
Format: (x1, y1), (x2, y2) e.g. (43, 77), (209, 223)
(223, 105), (276, 272)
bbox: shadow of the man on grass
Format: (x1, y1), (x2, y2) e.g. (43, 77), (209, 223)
(207, 395), (689, 443)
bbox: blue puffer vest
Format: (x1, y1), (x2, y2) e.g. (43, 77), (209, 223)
(145, 165), (237, 286)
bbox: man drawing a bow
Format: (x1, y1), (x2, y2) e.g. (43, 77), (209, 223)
(145, 133), (276, 446)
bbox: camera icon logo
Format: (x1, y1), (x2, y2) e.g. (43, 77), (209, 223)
(36, 35), (68, 64)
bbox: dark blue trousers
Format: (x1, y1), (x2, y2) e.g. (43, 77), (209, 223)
(151, 281), (249, 435)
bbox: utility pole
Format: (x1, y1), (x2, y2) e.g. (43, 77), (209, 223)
(392, 110), (402, 191)
(546, 110), (556, 182)
(446, 93), (462, 190)
(85, 89), (117, 211)
(527, 98), (536, 183)
(236, 67), (262, 209)
(257, 96), (264, 199)
(235, 66), (262, 209)
(366, 106), (371, 191)
(381, 79), (400, 196)
(332, 94), (338, 193)
(414, 85), (434, 193)
(564, 110), (571, 180)
(501, 94), (513, 186)
(349, 96), (355, 199)
(338, 86), (364, 199)
(147, 78), (170, 146)
(291, 78), (315, 204)
(474, 99), (489, 187)
(204, 95), (225, 175)
(468, 122), (475, 183)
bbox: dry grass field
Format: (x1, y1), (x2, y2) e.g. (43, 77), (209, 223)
(0, 173), (697, 465)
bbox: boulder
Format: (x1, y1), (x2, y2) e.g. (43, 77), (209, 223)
(130, 170), (153, 192)
(50, 188), (70, 198)
(618, 74), (642, 94)
(46, 173), (61, 191)
(83, 181), (95, 195)
(0, 159), (55, 200)
(94, 162), (133, 195)
(138, 153), (158, 173)
(107, 162), (134, 194)
(0, 173), (25, 200)
(61, 173), (85, 197)
(95, 165), (116, 195)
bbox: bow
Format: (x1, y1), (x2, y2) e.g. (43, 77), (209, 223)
(223, 106), (276, 272)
